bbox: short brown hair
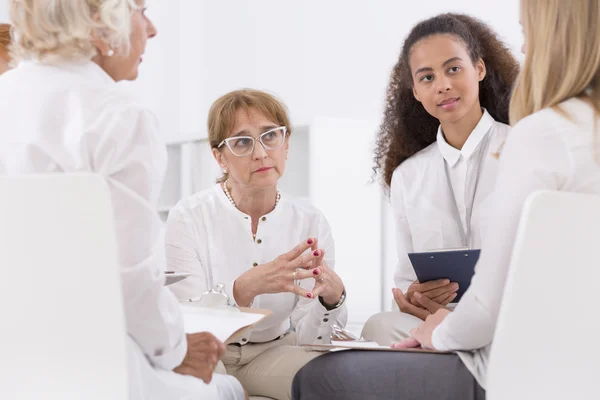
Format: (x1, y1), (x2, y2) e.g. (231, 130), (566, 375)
(0, 24), (11, 57)
(208, 89), (292, 183)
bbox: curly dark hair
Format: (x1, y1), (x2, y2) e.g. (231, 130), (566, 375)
(373, 13), (519, 189)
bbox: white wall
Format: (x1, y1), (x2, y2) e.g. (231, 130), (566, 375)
(0, 0), (522, 136)
(126, 0), (522, 140)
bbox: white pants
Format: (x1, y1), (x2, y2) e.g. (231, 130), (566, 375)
(127, 335), (244, 400)
(360, 311), (423, 346)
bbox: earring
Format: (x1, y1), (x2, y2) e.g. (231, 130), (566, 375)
(223, 169), (228, 174)
(107, 49), (114, 57)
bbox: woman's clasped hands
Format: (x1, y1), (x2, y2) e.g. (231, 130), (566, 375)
(233, 237), (345, 307)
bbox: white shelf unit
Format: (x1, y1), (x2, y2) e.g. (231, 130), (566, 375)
(157, 119), (388, 332)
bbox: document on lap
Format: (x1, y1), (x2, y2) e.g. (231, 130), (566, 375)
(180, 304), (271, 344)
(408, 248), (480, 301)
(301, 341), (451, 353)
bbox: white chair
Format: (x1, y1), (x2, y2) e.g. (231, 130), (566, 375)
(487, 191), (600, 400)
(0, 174), (128, 400)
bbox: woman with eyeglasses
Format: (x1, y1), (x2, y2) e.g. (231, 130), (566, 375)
(165, 88), (348, 400)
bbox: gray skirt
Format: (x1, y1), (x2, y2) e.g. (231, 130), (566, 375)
(292, 350), (485, 400)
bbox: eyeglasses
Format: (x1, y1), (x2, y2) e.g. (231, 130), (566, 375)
(218, 126), (288, 157)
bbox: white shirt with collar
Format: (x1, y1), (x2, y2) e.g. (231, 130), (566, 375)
(165, 185), (348, 346)
(436, 112), (493, 230)
(391, 109), (511, 293)
(0, 61), (243, 399)
(432, 98), (600, 388)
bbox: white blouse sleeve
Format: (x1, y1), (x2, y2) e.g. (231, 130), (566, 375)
(291, 212), (348, 345)
(93, 104), (187, 370)
(165, 204), (243, 307)
(390, 171), (417, 294)
(432, 117), (569, 351)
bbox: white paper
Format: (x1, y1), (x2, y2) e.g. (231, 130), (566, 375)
(180, 305), (264, 343)
(330, 340), (390, 350)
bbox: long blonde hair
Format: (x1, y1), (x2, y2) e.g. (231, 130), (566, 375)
(0, 24), (10, 57)
(510, 0), (600, 124)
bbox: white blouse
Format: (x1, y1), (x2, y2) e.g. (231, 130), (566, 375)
(165, 185), (348, 345)
(391, 110), (511, 293)
(0, 61), (243, 398)
(432, 98), (600, 388)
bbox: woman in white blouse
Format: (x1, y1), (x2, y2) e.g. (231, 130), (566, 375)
(361, 13), (519, 346)
(293, 0), (600, 398)
(166, 89), (348, 400)
(0, 1), (243, 399)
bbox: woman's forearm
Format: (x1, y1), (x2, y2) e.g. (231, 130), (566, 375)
(232, 269), (260, 307)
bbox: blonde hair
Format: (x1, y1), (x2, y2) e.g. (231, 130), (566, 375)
(8, 0), (141, 64)
(510, 0), (600, 124)
(208, 89), (292, 184)
(0, 24), (11, 57)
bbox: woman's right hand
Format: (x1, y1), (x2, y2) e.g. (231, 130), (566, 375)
(174, 332), (225, 384)
(233, 238), (323, 306)
(406, 279), (458, 306)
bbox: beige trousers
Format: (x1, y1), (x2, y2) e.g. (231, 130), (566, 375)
(221, 332), (322, 400)
(360, 311), (423, 346)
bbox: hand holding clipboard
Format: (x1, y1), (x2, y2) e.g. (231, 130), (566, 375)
(408, 248), (480, 302)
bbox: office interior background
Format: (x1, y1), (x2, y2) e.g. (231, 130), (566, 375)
(0, 0), (523, 333)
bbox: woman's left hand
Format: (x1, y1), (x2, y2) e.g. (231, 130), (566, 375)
(410, 308), (451, 349)
(392, 293), (451, 349)
(308, 239), (345, 305)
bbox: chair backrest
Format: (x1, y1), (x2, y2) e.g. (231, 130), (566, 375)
(487, 191), (600, 400)
(0, 174), (128, 400)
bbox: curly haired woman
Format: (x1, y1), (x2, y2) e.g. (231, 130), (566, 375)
(359, 13), (520, 348)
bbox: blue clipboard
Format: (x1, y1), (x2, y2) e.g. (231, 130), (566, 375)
(408, 249), (480, 302)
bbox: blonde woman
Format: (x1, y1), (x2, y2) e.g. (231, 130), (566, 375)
(0, 1), (243, 399)
(166, 89), (348, 400)
(0, 24), (11, 73)
(293, 0), (600, 398)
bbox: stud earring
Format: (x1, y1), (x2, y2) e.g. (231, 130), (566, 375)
(107, 49), (114, 57)
(223, 169), (228, 174)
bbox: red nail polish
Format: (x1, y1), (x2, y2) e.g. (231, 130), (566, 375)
(307, 238), (313, 245)
(307, 293), (312, 298)
(313, 269), (319, 275)
(313, 250), (319, 256)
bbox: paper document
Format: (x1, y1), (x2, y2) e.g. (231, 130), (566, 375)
(331, 340), (388, 349)
(328, 341), (390, 351)
(303, 341), (450, 353)
(180, 305), (270, 343)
